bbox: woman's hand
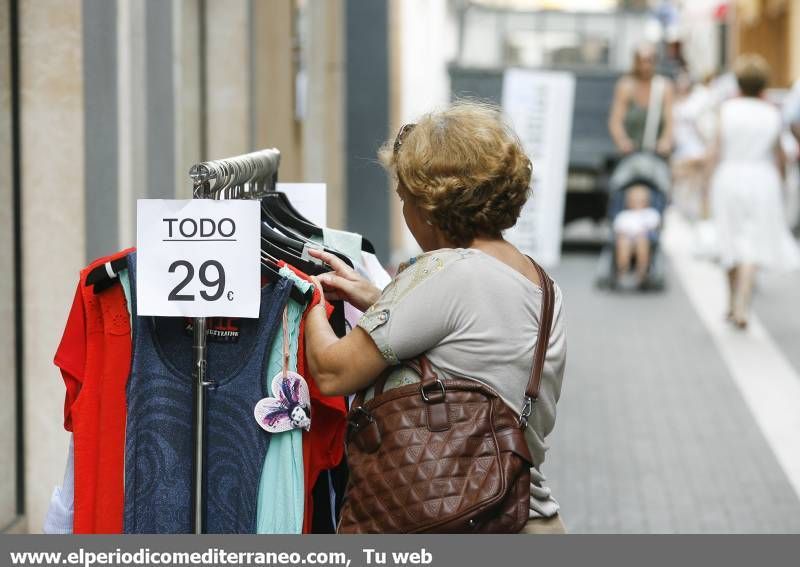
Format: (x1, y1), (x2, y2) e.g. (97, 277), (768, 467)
(619, 138), (635, 155)
(304, 272), (389, 397)
(307, 248), (382, 311)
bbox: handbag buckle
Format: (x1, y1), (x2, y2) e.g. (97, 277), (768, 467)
(519, 396), (534, 428)
(349, 406), (374, 431)
(420, 379), (446, 403)
(349, 406), (382, 453)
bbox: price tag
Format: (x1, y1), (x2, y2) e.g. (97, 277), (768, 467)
(136, 199), (261, 318)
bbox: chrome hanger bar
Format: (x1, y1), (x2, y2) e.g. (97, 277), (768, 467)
(190, 148), (281, 200)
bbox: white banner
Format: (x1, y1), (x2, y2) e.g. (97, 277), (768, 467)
(502, 68), (575, 267)
(136, 199), (261, 318)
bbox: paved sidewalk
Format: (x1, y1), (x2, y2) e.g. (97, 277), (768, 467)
(753, 270), (800, 378)
(543, 253), (800, 533)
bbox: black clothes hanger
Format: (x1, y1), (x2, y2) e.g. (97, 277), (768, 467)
(277, 193), (317, 227)
(85, 257), (129, 294)
(261, 202), (319, 247)
(261, 220), (304, 255)
(360, 237), (376, 254)
(261, 228), (332, 276)
(262, 193), (376, 254)
(263, 193), (321, 237)
(260, 215), (355, 271)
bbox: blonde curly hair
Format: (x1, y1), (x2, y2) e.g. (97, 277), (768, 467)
(379, 101), (532, 247)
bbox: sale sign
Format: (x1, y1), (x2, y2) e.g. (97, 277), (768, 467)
(136, 199), (261, 318)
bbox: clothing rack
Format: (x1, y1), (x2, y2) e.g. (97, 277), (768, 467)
(187, 148), (281, 534)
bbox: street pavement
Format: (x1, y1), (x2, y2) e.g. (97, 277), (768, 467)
(543, 224), (800, 533)
(753, 270), (800, 380)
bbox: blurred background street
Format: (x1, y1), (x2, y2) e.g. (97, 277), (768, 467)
(2, 0), (800, 533)
(548, 214), (800, 532)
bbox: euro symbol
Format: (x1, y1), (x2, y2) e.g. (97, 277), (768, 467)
(227, 291), (234, 301)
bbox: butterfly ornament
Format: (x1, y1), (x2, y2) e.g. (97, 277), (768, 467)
(254, 306), (312, 434)
(254, 370), (312, 434)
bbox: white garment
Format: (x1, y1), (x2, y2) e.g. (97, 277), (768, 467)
(43, 436), (74, 534)
(711, 98), (800, 271)
(613, 208), (661, 239)
(361, 252), (392, 290)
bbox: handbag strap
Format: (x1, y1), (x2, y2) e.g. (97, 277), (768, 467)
(522, 258), (555, 427)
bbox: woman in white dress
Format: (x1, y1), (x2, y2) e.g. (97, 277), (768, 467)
(711, 55), (800, 328)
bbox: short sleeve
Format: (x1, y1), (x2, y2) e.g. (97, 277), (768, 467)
(357, 252), (459, 364)
(54, 283), (86, 432)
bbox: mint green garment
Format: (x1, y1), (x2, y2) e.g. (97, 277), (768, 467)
(311, 228), (363, 266)
(255, 268), (312, 534)
(323, 227), (362, 261)
(118, 269), (132, 327)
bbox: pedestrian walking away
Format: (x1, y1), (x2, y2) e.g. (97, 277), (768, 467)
(710, 54), (800, 329)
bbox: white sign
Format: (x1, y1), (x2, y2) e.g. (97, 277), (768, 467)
(136, 199), (261, 318)
(502, 68), (575, 267)
(276, 183), (327, 227)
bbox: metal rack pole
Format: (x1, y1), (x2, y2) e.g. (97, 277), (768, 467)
(189, 166), (211, 535)
(191, 316), (208, 534)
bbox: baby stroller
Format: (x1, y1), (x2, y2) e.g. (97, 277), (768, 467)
(596, 151), (670, 291)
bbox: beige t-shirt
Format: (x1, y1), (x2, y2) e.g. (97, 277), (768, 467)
(357, 248), (567, 518)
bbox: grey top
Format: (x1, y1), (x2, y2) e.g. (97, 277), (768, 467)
(358, 248), (567, 518)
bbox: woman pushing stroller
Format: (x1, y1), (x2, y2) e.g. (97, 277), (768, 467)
(602, 42), (674, 290)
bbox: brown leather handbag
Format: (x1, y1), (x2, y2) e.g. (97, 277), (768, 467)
(337, 260), (555, 533)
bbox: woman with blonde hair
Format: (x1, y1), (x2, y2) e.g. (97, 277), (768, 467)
(711, 54), (800, 328)
(304, 101), (567, 533)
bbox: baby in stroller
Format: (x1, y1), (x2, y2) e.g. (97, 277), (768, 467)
(597, 151), (670, 291)
(613, 184), (661, 288)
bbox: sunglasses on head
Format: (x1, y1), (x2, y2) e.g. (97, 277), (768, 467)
(393, 123), (416, 155)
